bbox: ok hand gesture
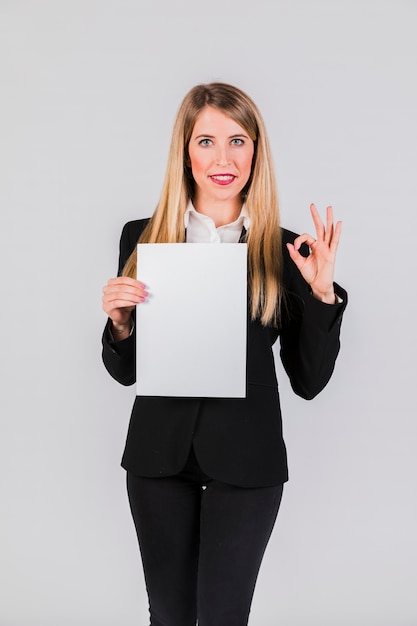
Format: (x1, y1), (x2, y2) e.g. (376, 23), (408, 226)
(286, 204), (342, 304)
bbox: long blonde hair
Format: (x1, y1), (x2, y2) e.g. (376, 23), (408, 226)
(123, 82), (283, 325)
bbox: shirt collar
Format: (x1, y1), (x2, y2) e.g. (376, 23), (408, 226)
(184, 202), (251, 230)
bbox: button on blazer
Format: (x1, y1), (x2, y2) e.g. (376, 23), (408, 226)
(102, 219), (347, 488)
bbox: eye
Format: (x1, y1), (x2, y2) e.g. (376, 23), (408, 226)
(198, 138), (212, 146)
(231, 138), (244, 146)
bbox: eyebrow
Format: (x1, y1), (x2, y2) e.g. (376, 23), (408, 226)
(194, 133), (250, 139)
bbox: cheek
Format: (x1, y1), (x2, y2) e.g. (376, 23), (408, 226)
(241, 152), (254, 179)
(189, 153), (207, 178)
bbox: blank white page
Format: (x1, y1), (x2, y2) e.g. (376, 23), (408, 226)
(136, 243), (247, 397)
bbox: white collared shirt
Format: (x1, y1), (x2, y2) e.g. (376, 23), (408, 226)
(184, 202), (250, 243)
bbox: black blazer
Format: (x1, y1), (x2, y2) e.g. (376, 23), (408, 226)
(102, 219), (347, 488)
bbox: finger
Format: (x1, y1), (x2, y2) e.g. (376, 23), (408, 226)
(103, 294), (147, 310)
(107, 276), (147, 289)
(102, 284), (147, 305)
(293, 232), (316, 252)
(103, 290), (145, 304)
(102, 299), (136, 318)
(329, 220), (342, 252)
(324, 205), (335, 244)
(104, 284), (148, 299)
(103, 278), (148, 298)
(286, 243), (309, 272)
(102, 297), (142, 315)
(310, 203), (325, 241)
(286, 242), (301, 265)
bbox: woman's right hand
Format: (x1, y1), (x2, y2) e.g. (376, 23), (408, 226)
(102, 277), (148, 334)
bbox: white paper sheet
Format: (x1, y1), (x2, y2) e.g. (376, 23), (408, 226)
(136, 243), (247, 397)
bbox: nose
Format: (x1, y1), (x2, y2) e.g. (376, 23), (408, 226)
(215, 144), (231, 166)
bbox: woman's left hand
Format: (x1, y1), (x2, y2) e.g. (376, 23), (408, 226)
(286, 204), (342, 304)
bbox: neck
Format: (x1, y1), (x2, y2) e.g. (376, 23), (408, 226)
(193, 198), (242, 228)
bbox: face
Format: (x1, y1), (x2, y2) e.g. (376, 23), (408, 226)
(188, 106), (255, 213)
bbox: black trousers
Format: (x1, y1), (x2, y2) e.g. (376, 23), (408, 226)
(126, 446), (283, 626)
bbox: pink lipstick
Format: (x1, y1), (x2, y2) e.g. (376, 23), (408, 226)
(209, 174), (236, 186)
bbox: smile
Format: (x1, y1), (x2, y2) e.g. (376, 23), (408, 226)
(209, 174), (236, 185)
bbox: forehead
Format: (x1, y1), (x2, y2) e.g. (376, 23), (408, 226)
(191, 106), (247, 136)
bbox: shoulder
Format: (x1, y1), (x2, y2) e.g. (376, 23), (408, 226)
(117, 218), (151, 274)
(121, 218), (151, 243)
(281, 227), (298, 244)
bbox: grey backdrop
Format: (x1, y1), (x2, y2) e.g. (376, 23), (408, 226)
(1, 1), (416, 624)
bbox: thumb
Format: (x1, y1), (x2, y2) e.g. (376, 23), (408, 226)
(286, 242), (304, 268)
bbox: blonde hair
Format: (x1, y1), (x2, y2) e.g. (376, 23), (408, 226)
(123, 82), (283, 325)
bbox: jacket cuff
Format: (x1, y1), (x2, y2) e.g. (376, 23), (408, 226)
(302, 282), (347, 331)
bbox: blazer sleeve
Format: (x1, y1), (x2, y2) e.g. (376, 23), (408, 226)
(101, 220), (148, 387)
(279, 231), (347, 400)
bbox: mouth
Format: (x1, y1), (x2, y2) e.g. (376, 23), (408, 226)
(209, 174), (236, 186)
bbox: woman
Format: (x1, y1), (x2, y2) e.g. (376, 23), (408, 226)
(102, 82), (347, 626)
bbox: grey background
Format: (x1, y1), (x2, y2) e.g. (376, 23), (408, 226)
(1, 1), (416, 624)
